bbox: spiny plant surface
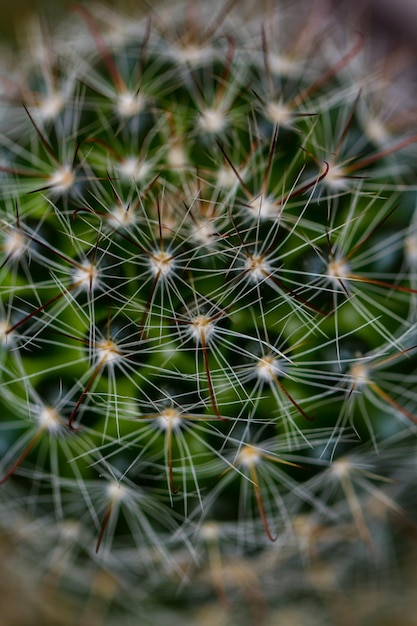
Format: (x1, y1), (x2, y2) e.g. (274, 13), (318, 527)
(0, 1), (417, 624)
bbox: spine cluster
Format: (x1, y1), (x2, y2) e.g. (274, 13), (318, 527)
(0, 1), (416, 622)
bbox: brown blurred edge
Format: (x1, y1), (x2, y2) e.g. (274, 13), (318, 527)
(0, 0), (148, 43)
(1, 0), (417, 33)
(0, 0), (417, 50)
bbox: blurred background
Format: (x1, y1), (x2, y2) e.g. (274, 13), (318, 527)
(0, 0), (72, 40)
(0, 0), (142, 42)
(0, 0), (417, 47)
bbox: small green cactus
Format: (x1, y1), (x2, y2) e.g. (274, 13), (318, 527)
(0, 1), (416, 624)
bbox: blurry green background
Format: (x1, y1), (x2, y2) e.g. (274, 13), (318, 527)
(0, 0), (145, 43)
(0, 1), (72, 39)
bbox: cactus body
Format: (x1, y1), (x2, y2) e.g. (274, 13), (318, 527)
(0, 1), (416, 624)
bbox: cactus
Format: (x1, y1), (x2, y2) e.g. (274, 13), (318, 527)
(0, 1), (417, 623)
